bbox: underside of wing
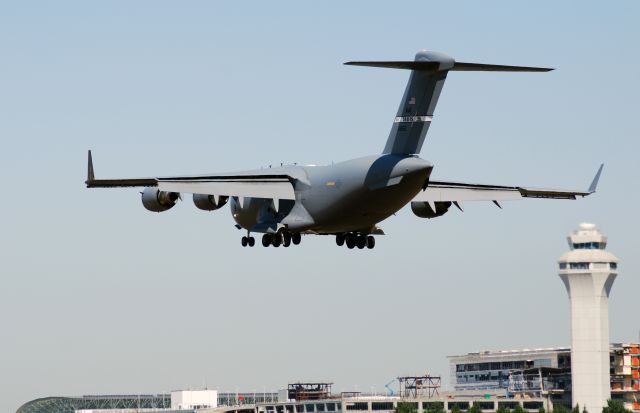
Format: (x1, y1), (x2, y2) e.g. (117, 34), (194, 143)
(414, 164), (603, 204)
(415, 181), (591, 202)
(156, 175), (296, 200)
(85, 151), (296, 200)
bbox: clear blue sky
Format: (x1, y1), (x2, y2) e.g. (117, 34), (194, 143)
(1, 1), (639, 412)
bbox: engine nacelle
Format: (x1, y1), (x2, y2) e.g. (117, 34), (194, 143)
(411, 201), (452, 219)
(193, 194), (228, 211)
(141, 187), (179, 212)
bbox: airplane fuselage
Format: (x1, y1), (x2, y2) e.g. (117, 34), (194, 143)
(229, 154), (433, 235)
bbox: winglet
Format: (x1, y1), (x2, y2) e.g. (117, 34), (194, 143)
(87, 150), (95, 184)
(588, 163), (604, 193)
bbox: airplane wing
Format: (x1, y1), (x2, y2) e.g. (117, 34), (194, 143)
(413, 164), (603, 208)
(85, 151), (296, 200)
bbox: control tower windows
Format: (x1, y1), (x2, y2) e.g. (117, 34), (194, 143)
(569, 262), (590, 270)
(572, 242), (606, 250)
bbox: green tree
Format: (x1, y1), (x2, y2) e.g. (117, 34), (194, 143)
(468, 403), (482, 413)
(425, 402), (445, 413)
(582, 406), (587, 413)
(572, 404), (580, 413)
(539, 407), (547, 413)
(394, 402), (418, 413)
(552, 405), (571, 413)
(602, 400), (631, 413)
(513, 404), (526, 413)
(450, 405), (462, 413)
(496, 405), (509, 413)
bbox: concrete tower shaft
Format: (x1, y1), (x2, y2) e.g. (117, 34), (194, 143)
(558, 223), (619, 413)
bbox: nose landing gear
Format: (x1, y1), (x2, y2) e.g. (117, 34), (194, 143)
(241, 235), (256, 247)
(336, 233), (375, 249)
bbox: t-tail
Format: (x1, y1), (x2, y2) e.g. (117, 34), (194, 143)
(345, 50), (553, 155)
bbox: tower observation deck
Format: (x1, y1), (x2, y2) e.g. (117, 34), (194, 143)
(558, 223), (619, 413)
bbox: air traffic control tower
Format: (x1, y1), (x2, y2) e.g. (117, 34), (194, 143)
(558, 223), (619, 413)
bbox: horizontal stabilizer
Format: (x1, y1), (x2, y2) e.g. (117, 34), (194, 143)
(345, 60), (553, 72)
(345, 61), (441, 70)
(451, 62), (553, 72)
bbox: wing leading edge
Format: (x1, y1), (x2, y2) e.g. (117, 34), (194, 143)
(414, 164), (604, 204)
(85, 151), (296, 200)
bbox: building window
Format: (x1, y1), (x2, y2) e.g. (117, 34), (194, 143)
(372, 402), (394, 411)
(448, 402), (470, 410)
(523, 402), (543, 410)
(298, 406), (305, 413)
(569, 262), (590, 270)
(327, 403), (336, 412)
(559, 263), (567, 269)
(474, 402), (495, 411)
(306, 404), (316, 412)
(573, 242), (604, 250)
(317, 404), (326, 412)
(610, 262), (618, 269)
(346, 403), (368, 411)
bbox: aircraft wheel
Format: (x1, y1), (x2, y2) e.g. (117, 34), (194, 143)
(272, 233), (282, 248)
(292, 233), (301, 245)
(241, 236), (248, 247)
(248, 237), (255, 247)
(336, 233), (345, 246)
(262, 234), (271, 247)
(356, 234), (366, 249)
(366, 235), (375, 249)
(283, 232), (291, 247)
(345, 233), (356, 249)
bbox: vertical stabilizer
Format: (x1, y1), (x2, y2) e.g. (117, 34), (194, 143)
(383, 50), (452, 155)
(345, 50), (552, 155)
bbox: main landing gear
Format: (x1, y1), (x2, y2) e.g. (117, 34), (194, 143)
(260, 231), (302, 248)
(336, 233), (375, 249)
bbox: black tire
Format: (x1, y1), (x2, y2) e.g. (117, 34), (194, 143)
(345, 233), (356, 249)
(283, 232), (292, 247)
(272, 234), (282, 247)
(356, 234), (366, 249)
(336, 233), (345, 246)
(292, 233), (301, 245)
(366, 235), (375, 249)
(248, 237), (255, 247)
(241, 236), (248, 247)
(262, 234), (271, 247)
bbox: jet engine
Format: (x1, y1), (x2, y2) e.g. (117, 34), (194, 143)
(411, 201), (452, 218)
(193, 194), (228, 211)
(141, 187), (179, 212)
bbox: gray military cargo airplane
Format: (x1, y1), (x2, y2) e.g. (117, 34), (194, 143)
(86, 50), (603, 250)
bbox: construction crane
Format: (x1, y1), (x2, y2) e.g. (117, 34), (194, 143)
(384, 379), (397, 396)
